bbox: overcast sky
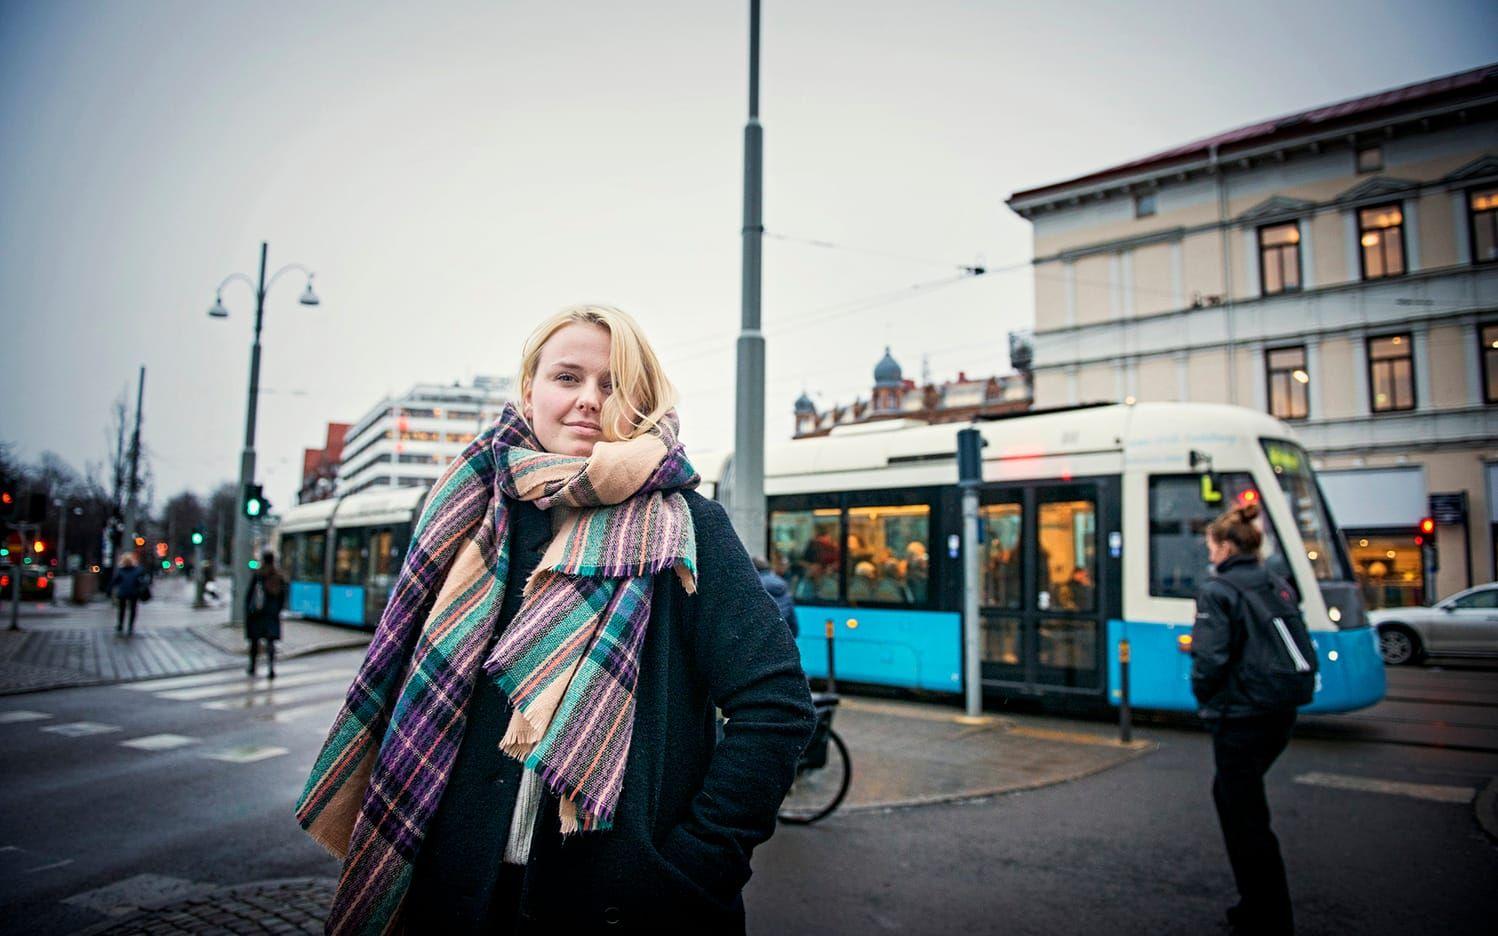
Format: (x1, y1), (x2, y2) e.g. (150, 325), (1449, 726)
(2, 0), (1495, 506)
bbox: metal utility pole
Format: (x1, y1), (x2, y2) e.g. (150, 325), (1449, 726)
(230, 243), (269, 629)
(731, 0), (767, 553)
(957, 428), (987, 720)
(121, 367), (146, 558)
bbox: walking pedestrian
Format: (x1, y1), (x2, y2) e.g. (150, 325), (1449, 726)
(1193, 501), (1318, 935)
(112, 552), (146, 636)
(753, 555), (799, 638)
(245, 550), (287, 679)
(296, 305), (817, 933)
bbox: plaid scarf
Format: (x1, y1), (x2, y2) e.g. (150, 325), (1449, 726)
(294, 401), (698, 934)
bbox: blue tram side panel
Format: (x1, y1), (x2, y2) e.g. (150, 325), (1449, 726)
(288, 580), (324, 618)
(1103, 619), (1385, 713)
(328, 585), (366, 626)
(794, 607), (961, 693)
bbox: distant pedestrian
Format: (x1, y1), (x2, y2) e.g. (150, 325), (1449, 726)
(753, 555), (799, 638)
(1193, 501), (1317, 935)
(245, 550), (287, 679)
(112, 552), (147, 636)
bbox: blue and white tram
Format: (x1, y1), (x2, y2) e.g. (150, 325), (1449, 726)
(744, 401), (1385, 714)
(274, 486), (428, 628)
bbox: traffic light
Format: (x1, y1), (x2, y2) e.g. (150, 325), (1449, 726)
(0, 491), (13, 521)
(191, 529), (205, 546)
(244, 483), (265, 518)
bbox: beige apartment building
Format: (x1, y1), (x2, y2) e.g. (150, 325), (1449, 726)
(1007, 63), (1498, 606)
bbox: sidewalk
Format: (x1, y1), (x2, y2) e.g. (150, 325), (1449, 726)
(0, 578), (372, 696)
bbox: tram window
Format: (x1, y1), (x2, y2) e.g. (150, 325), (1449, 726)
(1148, 474), (1288, 599)
(770, 509), (842, 602)
(980, 503), (1023, 610)
(332, 529), (367, 585)
(281, 536), (302, 581)
(1260, 439), (1352, 581)
(1038, 500), (1096, 612)
(846, 504), (931, 605)
(297, 533), (326, 581)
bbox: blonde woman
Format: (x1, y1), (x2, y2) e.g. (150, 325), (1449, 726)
(298, 305), (817, 933)
(112, 551), (147, 635)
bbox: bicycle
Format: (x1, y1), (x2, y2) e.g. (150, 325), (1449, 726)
(777, 691), (851, 824)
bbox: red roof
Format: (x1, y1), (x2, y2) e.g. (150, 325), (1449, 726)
(1009, 63), (1498, 204)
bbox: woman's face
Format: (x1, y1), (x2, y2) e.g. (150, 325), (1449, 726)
(524, 322), (613, 457)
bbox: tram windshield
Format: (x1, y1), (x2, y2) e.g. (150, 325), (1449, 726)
(1260, 439), (1352, 582)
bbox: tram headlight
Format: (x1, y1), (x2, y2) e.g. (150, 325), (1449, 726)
(1176, 634), (1193, 653)
(1328, 606), (1342, 623)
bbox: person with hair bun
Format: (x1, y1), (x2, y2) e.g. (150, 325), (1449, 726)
(298, 305), (817, 933)
(1193, 500), (1309, 935)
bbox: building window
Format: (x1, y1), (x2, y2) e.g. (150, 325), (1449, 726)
(1258, 222), (1302, 295)
(1359, 203), (1406, 280)
(1472, 188), (1498, 264)
(1266, 346), (1310, 420)
(1356, 145), (1383, 173)
(1481, 323), (1498, 405)
(1367, 333), (1415, 412)
(1134, 192), (1156, 218)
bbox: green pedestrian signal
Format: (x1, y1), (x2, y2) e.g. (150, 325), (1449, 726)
(244, 483), (265, 519)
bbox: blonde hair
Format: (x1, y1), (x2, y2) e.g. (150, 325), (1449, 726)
(518, 304), (678, 442)
(118, 552), (138, 568)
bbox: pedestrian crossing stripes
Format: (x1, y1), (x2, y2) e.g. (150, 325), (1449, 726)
(152, 668), (346, 702)
(40, 722), (121, 738)
(120, 733), (200, 751)
(0, 711), (52, 723)
(1293, 771), (1477, 804)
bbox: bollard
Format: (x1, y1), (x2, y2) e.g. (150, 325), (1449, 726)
(1118, 637), (1132, 744)
(824, 617), (837, 694)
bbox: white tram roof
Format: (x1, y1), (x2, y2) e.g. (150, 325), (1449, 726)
(763, 402), (1296, 495)
(275, 485), (429, 534)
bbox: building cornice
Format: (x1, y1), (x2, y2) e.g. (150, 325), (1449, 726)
(1008, 92), (1498, 219)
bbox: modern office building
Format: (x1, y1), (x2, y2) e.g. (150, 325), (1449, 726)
(337, 375), (517, 497)
(1006, 63), (1498, 606)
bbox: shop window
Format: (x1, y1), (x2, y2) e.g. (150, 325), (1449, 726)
(1346, 532), (1424, 610)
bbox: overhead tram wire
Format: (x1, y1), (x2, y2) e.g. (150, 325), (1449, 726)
(658, 236), (1033, 367)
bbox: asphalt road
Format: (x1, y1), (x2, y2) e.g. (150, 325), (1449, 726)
(1, 647), (1493, 935)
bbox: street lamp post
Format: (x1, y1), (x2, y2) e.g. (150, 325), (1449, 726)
(209, 241), (319, 628)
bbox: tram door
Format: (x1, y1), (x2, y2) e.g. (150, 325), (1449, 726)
(978, 481), (1110, 696)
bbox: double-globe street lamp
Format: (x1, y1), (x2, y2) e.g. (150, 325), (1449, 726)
(209, 242), (319, 628)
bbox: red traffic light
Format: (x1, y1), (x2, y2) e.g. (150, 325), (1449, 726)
(1419, 517), (1436, 536)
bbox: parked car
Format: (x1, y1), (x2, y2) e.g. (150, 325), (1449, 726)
(1368, 582), (1498, 665)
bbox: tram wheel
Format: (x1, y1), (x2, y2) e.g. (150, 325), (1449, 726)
(778, 729), (851, 825)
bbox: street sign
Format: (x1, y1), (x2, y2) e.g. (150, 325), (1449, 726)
(1428, 492), (1467, 526)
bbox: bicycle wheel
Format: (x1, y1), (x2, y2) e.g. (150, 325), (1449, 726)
(778, 728), (851, 825)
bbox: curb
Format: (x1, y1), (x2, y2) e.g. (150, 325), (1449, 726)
(70, 877), (338, 936)
(1477, 776), (1498, 844)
